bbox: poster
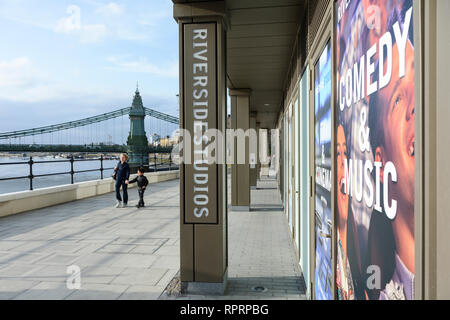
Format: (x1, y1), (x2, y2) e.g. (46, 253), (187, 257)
(314, 41), (333, 300)
(335, 0), (414, 300)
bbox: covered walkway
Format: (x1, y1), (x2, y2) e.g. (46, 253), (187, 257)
(222, 177), (306, 300)
(164, 177), (306, 300)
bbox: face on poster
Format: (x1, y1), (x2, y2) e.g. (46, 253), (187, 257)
(335, 0), (414, 300)
(314, 41), (332, 301)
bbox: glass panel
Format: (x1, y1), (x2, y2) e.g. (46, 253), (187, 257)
(314, 40), (333, 301)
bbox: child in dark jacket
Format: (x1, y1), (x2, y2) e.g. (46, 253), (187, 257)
(126, 167), (149, 208)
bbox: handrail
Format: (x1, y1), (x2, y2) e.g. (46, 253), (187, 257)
(0, 154), (177, 191)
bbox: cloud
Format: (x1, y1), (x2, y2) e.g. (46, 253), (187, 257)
(0, 57), (58, 102)
(0, 57), (67, 103)
(0, 2), (174, 45)
(137, 9), (172, 27)
(54, 5), (107, 43)
(115, 28), (148, 42)
(0, 56), (96, 103)
(79, 24), (108, 43)
(0, 56), (178, 105)
(0, 57), (36, 88)
(54, 5), (81, 33)
(97, 2), (123, 16)
(106, 56), (178, 78)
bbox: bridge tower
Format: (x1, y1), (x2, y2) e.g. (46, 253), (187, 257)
(127, 86), (149, 169)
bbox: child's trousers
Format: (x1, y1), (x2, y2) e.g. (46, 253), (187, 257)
(138, 189), (145, 207)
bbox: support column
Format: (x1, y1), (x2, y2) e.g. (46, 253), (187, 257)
(174, 1), (228, 295)
(421, 0), (450, 300)
(256, 123), (263, 183)
(259, 128), (270, 177)
(229, 89), (251, 211)
(249, 114), (258, 188)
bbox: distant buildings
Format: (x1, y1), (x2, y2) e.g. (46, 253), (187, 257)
(148, 133), (179, 148)
(149, 133), (161, 146)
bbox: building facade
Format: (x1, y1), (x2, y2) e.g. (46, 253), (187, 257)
(172, 0), (450, 300)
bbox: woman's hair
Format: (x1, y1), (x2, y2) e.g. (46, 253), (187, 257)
(120, 153), (129, 161)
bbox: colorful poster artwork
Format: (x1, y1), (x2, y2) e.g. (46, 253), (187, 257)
(335, 0), (415, 300)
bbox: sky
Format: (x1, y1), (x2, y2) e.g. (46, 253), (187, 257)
(0, 0), (179, 134)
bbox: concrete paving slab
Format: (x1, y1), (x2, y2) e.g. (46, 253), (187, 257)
(118, 285), (165, 300)
(111, 267), (167, 286)
(13, 282), (74, 300)
(0, 279), (39, 300)
(0, 179), (179, 300)
(65, 283), (129, 300)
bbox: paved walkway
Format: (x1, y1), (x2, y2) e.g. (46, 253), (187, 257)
(0, 177), (305, 300)
(0, 180), (180, 300)
(163, 177), (306, 300)
(226, 178), (306, 300)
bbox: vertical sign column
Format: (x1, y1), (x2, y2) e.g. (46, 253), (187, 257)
(179, 15), (227, 292)
(183, 23), (218, 225)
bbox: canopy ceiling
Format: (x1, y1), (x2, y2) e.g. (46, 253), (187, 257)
(173, 0), (306, 128)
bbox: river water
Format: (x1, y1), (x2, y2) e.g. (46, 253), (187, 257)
(0, 156), (119, 195)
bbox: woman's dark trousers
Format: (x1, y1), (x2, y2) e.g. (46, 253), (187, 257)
(115, 180), (128, 204)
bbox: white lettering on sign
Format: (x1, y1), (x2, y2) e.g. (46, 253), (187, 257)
(339, 8), (412, 111)
(337, 0), (351, 23)
(192, 28), (209, 219)
(342, 159), (398, 220)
